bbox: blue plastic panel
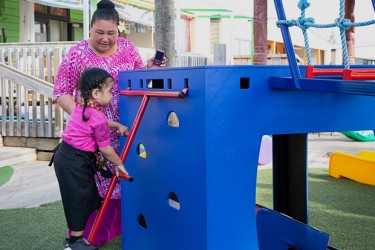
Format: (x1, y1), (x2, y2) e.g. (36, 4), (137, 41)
(256, 205), (329, 250)
(118, 65), (375, 249)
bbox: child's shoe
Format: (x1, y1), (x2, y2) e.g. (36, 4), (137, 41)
(64, 238), (98, 250)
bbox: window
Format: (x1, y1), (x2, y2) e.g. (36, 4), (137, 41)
(34, 4), (70, 21)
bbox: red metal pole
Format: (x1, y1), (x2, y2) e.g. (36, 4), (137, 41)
(88, 95), (149, 244)
(87, 175), (118, 244)
(120, 87), (188, 98)
(120, 95), (150, 161)
(87, 173), (133, 243)
(87, 88), (188, 244)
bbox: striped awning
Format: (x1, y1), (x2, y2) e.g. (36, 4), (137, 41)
(25, 0), (84, 10)
(113, 1), (154, 26)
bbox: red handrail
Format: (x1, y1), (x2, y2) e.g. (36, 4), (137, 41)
(87, 88), (187, 244)
(306, 65), (375, 80)
(120, 87), (188, 98)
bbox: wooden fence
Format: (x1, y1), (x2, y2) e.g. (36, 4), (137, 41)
(0, 42), (74, 138)
(0, 42), (211, 139)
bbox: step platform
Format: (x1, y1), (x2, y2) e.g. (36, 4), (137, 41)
(256, 204), (330, 250)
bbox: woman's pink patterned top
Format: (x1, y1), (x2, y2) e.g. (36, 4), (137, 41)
(54, 37), (144, 198)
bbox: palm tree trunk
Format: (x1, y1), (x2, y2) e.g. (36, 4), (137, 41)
(345, 0), (355, 64)
(253, 0), (268, 65)
(154, 0), (176, 67)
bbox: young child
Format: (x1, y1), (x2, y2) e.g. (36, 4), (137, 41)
(53, 67), (129, 250)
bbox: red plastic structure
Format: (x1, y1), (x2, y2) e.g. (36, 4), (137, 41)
(306, 65), (375, 80)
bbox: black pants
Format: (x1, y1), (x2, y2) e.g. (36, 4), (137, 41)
(53, 141), (101, 231)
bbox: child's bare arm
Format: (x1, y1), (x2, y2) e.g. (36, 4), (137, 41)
(99, 145), (128, 175)
(108, 120), (130, 136)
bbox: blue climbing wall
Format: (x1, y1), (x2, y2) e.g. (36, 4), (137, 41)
(118, 65), (375, 249)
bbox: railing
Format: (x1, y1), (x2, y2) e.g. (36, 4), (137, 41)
(177, 52), (212, 67)
(0, 42), (211, 139)
(0, 62), (59, 137)
(233, 54), (291, 65)
(0, 42), (73, 138)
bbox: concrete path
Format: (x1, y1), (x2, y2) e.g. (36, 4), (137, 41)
(0, 133), (374, 210)
(0, 160), (61, 209)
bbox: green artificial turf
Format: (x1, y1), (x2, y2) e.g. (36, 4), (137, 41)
(0, 201), (121, 249)
(0, 166), (13, 187)
(1, 168), (374, 249)
(256, 168), (375, 250)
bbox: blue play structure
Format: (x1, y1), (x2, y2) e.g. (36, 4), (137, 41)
(118, 63), (375, 249)
(113, 0), (375, 249)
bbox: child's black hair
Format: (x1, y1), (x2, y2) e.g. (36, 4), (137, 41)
(78, 67), (113, 121)
(91, 0), (120, 27)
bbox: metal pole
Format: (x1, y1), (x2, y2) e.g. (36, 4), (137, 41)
(83, 0), (90, 39)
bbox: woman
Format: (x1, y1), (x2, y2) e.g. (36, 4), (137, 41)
(53, 0), (161, 246)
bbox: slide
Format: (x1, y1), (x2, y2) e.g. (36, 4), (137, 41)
(329, 150), (375, 186)
(340, 130), (375, 142)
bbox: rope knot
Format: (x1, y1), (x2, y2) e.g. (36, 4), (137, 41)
(296, 17), (314, 29)
(298, 0), (310, 11)
(335, 17), (352, 30)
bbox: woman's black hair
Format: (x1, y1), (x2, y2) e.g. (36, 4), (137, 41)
(78, 67), (113, 121)
(91, 0), (120, 27)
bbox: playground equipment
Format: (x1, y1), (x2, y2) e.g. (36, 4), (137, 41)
(87, 88), (188, 244)
(258, 135), (272, 165)
(119, 63), (371, 249)
(88, 0), (375, 249)
(329, 150), (375, 185)
(256, 204), (330, 249)
(340, 130), (375, 142)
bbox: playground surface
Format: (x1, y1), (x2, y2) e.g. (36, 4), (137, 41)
(0, 160), (60, 209)
(0, 132), (374, 210)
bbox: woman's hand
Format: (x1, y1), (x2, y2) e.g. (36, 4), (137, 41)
(146, 56), (166, 69)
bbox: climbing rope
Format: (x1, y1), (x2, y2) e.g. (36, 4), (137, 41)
(277, 0), (375, 68)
